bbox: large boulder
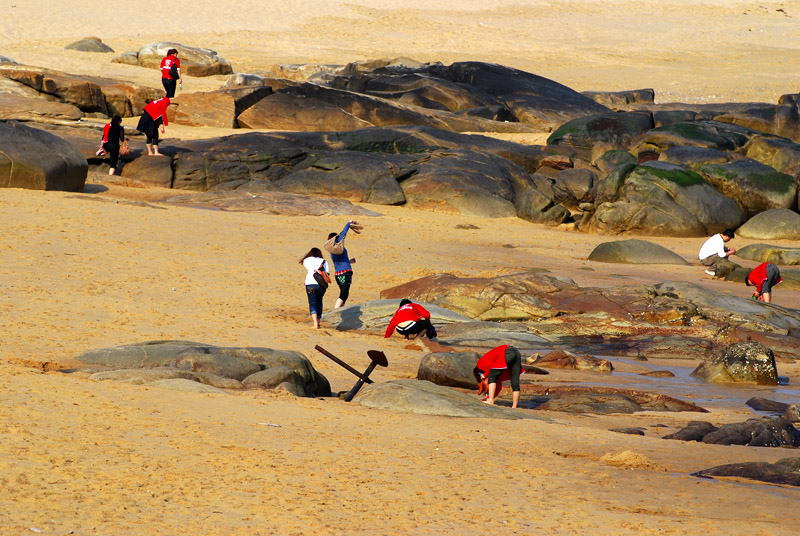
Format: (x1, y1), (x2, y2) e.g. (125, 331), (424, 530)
(0, 63), (162, 117)
(696, 158), (797, 216)
(130, 42), (233, 77)
(74, 340), (331, 396)
(736, 208), (800, 240)
(693, 457), (800, 486)
(680, 418), (800, 447)
(0, 120), (87, 191)
(531, 348), (613, 372)
(547, 111), (654, 151)
(580, 160), (745, 236)
(354, 379), (538, 418)
(634, 120), (761, 156)
(0, 94), (83, 121)
(587, 238), (690, 265)
(64, 37), (114, 53)
(417, 351), (481, 389)
(690, 341), (779, 385)
(171, 87), (273, 128)
(744, 135), (800, 178)
(521, 386), (706, 414)
(736, 243), (800, 265)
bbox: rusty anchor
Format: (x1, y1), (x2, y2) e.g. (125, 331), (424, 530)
(314, 345), (388, 402)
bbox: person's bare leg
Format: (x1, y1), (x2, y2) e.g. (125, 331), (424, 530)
(311, 313), (320, 329)
(511, 391), (520, 409)
(153, 144), (161, 156)
(334, 298), (344, 308)
(108, 167), (115, 175)
(762, 291), (772, 303)
(146, 143), (154, 156)
(484, 382), (497, 404)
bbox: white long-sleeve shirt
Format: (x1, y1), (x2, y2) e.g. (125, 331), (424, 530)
(698, 234), (728, 260)
(302, 256), (329, 285)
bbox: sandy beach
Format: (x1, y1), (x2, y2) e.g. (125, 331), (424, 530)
(2, 1), (800, 534)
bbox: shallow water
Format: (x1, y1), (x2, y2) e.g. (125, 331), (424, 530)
(528, 355), (800, 413)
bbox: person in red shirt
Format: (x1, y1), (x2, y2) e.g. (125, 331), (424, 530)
(136, 97), (170, 156)
(97, 115), (126, 175)
(746, 262), (782, 303)
(384, 299), (436, 340)
(473, 344), (523, 409)
(160, 48), (182, 98)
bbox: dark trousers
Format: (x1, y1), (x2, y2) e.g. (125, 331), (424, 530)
(162, 78), (177, 98)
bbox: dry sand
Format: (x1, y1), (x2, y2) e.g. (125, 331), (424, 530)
(2, 1), (800, 534)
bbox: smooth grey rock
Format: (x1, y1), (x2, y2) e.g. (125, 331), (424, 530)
(737, 208), (800, 240)
(64, 37), (114, 53)
(588, 239), (690, 265)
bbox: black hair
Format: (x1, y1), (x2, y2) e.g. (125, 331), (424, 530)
(473, 366), (482, 383)
(721, 228), (735, 239)
(328, 232), (338, 240)
(399, 299), (412, 307)
(111, 115), (122, 125)
(167, 48), (178, 56)
(300, 247), (323, 263)
(745, 277), (753, 287)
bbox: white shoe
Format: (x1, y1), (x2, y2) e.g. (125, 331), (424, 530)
(95, 148), (106, 156)
(704, 270), (715, 276)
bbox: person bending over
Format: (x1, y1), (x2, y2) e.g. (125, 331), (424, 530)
(473, 344), (522, 409)
(746, 262), (782, 303)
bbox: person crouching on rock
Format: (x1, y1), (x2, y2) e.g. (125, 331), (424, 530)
(473, 344), (522, 409)
(384, 299), (437, 340)
(746, 262), (783, 303)
(136, 97), (170, 156)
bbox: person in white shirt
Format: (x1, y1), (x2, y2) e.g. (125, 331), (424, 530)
(698, 228), (736, 276)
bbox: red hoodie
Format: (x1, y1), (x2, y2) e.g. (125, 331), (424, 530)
(747, 262), (782, 295)
(144, 98), (170, 126)
(384, 303), (431, 338)
(160, 55), (181, 80)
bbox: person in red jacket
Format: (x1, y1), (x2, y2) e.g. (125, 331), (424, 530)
(473, 344), (523, 409)
(746, 262), (782, 303)
(136, 97), (170, 156)
(384, 299), (437, 340)
(160, 48), (182, 98)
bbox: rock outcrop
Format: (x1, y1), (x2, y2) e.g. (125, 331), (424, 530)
(690, 341), (779, 385)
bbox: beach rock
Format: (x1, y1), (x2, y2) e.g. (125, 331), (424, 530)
(662, 420), (719, 442)
(89, 368), (198, 383)
(580, 161), (745, 237)
(149, 378), (229, 395)
(354, 379), (536, 419)
(0, 63), (162, 117)
(417, 351), (482, 389)
(696, 158), (797, 217)
(736, 208), (800, 240)
(746, 397), (789, 413)
(267, 150), (410, 205)
(547, 111), (654, 151)
(434, 321), (554, 352)
(221, 73), (269, 89)
(0, 55), (16, 63)
(242, 367), (307, 396)
(693, 457), (800, 487)
(132, 42), (233, 77)
(164, 190), (383, 216)
(550, 168), (597, 208)
(634, 120), (760, 157)
(736, 243), (800, 265)
(0, 94), (83, 121)
(654, 281), (800, 333)
(171, 87), (273, 128)
(701, 418), (800, 447)
(587, 238), (690, 265)
(639, 370), (675, 377)
(744, 135), (800, 178)
(521, 386), (707, 414)
(714, 104), (800, 142)
(120, 155), (173, 188)
(64, 37), (114, 53)
(322, 299), (472, 331)
(74, 340), (330, 396)
(0, 120), (87, 191)
(690, 341), (778, 385)
(610, 428), (646, 436)
(581, 89), (655, 108)
(657, 146), (734, 169)
(784, 405), (800, 422)
(532, 348), (613, 372)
